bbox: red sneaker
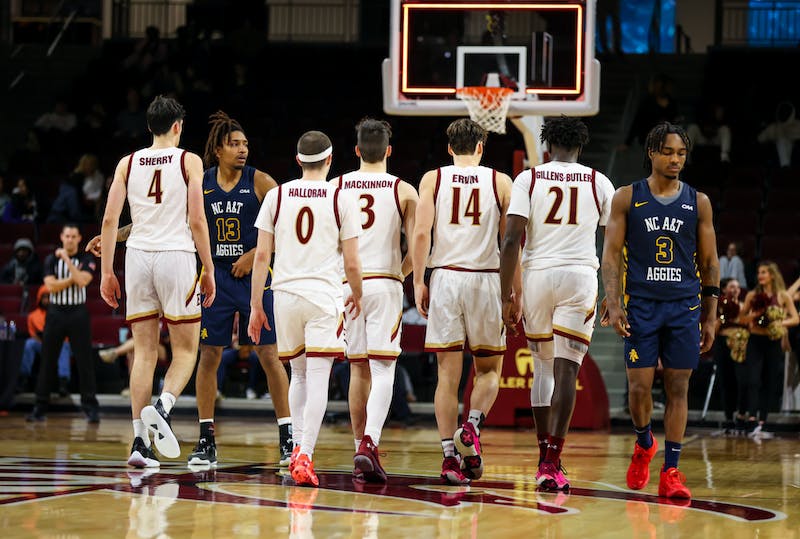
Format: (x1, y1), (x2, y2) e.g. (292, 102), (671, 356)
(454, 422), (483, 480)
(658, 467), (691, 499)
(353, 435), (387, 483)
(288, 446), (300, 472)
(291, 453), (319, 487)
(441, 456), (470, 485)
(626, 435), (658, 490)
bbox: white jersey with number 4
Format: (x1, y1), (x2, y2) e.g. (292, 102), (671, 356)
(336, 171), (403, 282)
(126, 147), (195, 252)
(255, 179), (361, 301)
(428, 165), (502, 271)
(507, 161), (615, 270)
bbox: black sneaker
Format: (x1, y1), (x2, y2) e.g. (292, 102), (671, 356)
(188, 437), (218, 466)
(127, 437), (160, 468)
(141, 400), (180, 458)
(279, 426), (293, 467)
(83, 405), (100, 424)
(26, 405), (47, 422)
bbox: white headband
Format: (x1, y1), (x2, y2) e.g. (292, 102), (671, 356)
(297, 146), (332, 163)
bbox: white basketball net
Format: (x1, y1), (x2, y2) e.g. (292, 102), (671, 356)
(456, 86), (514, 134)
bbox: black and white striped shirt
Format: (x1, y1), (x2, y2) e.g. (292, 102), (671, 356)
(44, 252), (96, 306)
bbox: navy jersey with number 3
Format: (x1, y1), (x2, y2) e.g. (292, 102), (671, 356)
(623, 179), (700, 300)
(203, 165), (260, 272)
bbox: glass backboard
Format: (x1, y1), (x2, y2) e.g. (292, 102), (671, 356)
(383, 0), (600, 116)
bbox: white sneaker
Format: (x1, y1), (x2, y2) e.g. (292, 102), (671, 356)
(246, 388), (257, 400)
(141, 403), (180, 459)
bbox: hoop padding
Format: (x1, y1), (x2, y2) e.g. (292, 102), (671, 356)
(456, 86), (514, 134)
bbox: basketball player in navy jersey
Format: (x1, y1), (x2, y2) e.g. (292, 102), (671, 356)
(87, 111), (293, 466)
(601, 122), (719, 499)
(189, 111), (292, 466)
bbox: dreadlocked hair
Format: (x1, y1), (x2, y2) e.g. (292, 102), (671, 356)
(643, 121), (692, 173)
(540, 115), (589, 149)
(204, 110), (244, 167)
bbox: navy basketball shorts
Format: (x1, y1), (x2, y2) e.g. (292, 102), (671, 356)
(623, 296), (701, 370)
(200, 267), (276, 346)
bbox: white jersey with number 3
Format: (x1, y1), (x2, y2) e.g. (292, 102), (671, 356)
(255, 179), (361, 300)
(428, 165), (502, 271)
(507, 161), (615, 270)
(336, 171), (403, 281)
(126, 147), (195, 252)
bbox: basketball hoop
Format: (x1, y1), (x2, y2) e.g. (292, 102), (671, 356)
(456, 86), (514, 134)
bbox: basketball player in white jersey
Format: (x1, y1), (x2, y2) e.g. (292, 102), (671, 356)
(412, 118), (516, 485)
(500, 116), (615, 491)
(100, 95), (216, 467)
(332, 118), (419, 483)
(248, 130), (363, 487)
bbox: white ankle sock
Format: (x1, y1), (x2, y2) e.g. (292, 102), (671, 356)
(133, 419), (149, 446)
(159, 392), (176, 414)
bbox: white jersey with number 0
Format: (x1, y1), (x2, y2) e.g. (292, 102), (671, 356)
(428, 165), (502, 271)
(255, 179), (361, 301)
(507, 161), (615, 270)
(336, 171), (403, 282)
(126, 147), (195, 252)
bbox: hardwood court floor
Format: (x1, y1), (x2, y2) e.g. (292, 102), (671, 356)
(0, 412), (798, 538)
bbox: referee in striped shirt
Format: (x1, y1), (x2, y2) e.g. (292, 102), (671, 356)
(27, 223), (100, 423)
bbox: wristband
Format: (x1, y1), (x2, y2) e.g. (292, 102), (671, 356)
(702, 285), (720, 298)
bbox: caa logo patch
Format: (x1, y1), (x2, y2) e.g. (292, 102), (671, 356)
(681, 204), (694, 210)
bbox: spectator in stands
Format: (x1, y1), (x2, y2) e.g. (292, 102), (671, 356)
(114, 87), (148, 142)
(17, 284), (72, 396)
(34, 99), (77, 134)
(686, 103), (732, 163)
(617, 73), (681, 151)
(46, 172), (88, 224)
(218, 343), (263, 399)
(1, 238), (43, 285)
(2, 178), (38, 223)
(0, 174), (10, 217)
(720, 242), (748, 290)
(7, 130), (45, 178)
(73, 153), (105, 217)
(123, 25), (168, 82)
(757, 100), (800, 168)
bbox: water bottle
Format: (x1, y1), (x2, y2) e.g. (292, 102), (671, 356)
(8, 320), (16, 339)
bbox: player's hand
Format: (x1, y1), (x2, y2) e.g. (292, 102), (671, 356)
(599, 297), (609, 326)
(700, 319), (715, 354)
(100, 273), (121, 309)
(345, 294), (362, 319)
(414, 282), (429, 319)
(502, 294), (521, 336)
(231, 251), (255, 278)
(85, 235), (102, 256)
(200, 271), (216, 308)
(605, 303), (631, 337)
(248, 308), (268, 344)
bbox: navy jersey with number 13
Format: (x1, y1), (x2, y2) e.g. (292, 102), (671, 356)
(203, 165), (260, 273)
(624, 179), (699, 301)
